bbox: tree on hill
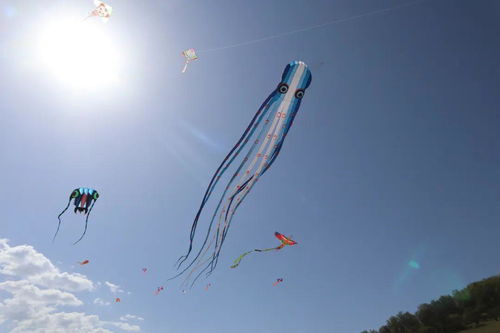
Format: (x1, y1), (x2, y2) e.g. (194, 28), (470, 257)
(361, 274), (500, 333)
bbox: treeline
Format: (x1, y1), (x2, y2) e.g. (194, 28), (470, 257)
(362, 274), (500, 333)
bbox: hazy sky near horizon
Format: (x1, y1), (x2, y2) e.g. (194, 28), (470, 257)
(0, 0), (499, 332)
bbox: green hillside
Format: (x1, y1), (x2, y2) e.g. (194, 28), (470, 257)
(458, 321), (500, 333)
(362, 275), (500, 333)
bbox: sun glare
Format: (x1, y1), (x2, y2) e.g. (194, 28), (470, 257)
(37, 19), (122, 90)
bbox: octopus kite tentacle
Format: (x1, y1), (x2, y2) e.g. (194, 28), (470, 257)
(207, 111), (283, 272)
(208, 99), (296, 272)
(73, 200), (96, 245)
(173, 113), (272, 280)
(169, 110), (271, 281)
(53, 199), (72, 243)
(176, 91), (279, 269)
(172, 95), (279, 279)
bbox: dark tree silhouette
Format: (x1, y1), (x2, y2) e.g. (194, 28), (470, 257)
(361, 274), (500, 333)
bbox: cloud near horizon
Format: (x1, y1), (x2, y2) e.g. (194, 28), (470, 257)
(0, 239), (141, 332)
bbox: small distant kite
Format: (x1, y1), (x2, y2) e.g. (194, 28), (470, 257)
(142, 268), (148, 273)
(115, 298), (121, 303)
(272, 278), (283, 286)
(230, 232), (297, 269)
(154, 286), (164, 295)
(53, 188), (99, 245)
(204, 283), (212, 291)
(181, 48), (198, 73)
(408, 260), (420, 269)
(79, 260), (90, 265)
(85, 0), (113, 22)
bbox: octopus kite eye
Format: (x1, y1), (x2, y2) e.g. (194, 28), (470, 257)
(93, 192), (100, 200)
(71, 190), (80, 198)
(295, 89), (305, 99)
(278, 83), (289, 94)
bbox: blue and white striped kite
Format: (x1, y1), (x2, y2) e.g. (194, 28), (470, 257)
(170, 61), (312, 287)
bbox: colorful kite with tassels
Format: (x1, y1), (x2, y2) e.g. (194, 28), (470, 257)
(230, 232), (298, 268)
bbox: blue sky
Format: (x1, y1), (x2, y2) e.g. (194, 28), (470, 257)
(1, 0), (499, 332)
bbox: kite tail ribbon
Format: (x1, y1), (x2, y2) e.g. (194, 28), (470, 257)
(230, 246), (281, 269)
(230, 250), (254, 269)
(181, 61), (189, 73)
(83, 10), (97, 21)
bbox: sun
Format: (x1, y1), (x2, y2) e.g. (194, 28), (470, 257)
(36, 19), (122, 90)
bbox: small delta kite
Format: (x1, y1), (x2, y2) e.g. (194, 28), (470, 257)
(181, 49), (198, 73)
(230, 232), (297, 268)
(154, 286), (164, 295)
(273, 278), (284, 286)
(79, 260), (90, 265)
(53, 188), (99, 244)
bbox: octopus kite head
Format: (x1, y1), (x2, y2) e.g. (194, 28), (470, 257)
(71, 188), (99, 214)
(277, 61), (312, 100)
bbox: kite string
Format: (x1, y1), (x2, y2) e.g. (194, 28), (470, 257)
(199, 0), (430, 53)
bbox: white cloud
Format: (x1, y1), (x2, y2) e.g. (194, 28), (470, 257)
(9, 312), (114, 333)
(120, 314), (144, 322)
(105, 281), (124, 294)
(0, 239), (141, 332)
(0, 239), (93, 292)
(93, 298), (111, 307)
(0, 280), (81, 325)
(106, 321), (141, 332)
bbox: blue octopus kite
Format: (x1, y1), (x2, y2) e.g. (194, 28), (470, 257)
(53, 188), (99, 244)
(171, 61), (312, 287)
